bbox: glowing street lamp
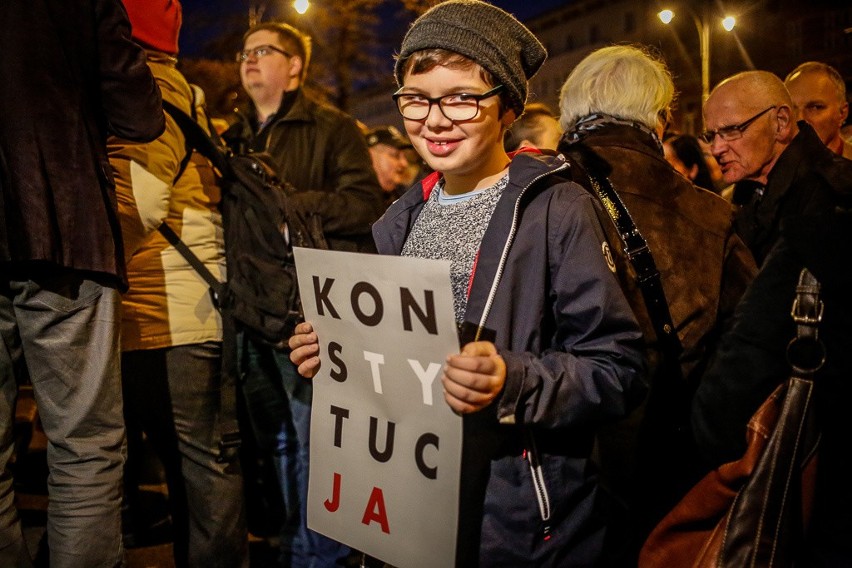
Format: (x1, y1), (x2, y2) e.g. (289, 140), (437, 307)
(294, 0), (309, 14)
(658, 8), (736, 102)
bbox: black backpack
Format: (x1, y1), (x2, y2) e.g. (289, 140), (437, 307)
(160, 101), (328, 345)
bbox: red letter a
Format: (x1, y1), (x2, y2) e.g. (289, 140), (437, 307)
(361, 487), (390, 534)
(324, 472), (341, 512)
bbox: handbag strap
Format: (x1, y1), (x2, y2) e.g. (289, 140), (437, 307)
(586, 172), (684, 363)
(787, 267), (825, 375)
(721, 269), (824, 564)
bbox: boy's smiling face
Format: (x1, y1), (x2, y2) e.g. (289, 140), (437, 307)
(399, 63), (514, 194)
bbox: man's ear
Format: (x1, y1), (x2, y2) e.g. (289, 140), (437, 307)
(775, 104), (795, 143)
(289, 56), (304, 82)
(840, 101), (849, 126)
(688, 163), (700, 181)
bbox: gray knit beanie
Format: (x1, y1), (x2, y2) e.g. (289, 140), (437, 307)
(394, 0), (547, 116)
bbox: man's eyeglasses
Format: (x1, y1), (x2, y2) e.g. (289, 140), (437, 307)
(699, 105), (776, 144)
(392, 85), (504, 121)
(235, 45), (293, 63)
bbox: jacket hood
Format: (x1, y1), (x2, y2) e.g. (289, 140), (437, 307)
(373, 150), (570, 256)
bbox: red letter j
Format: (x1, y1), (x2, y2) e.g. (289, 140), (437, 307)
(324, 472), (341, 512)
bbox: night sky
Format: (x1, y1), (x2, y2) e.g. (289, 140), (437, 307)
(178, 0), (574, 57)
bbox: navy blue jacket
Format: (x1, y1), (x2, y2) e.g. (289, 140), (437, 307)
(373, 151), (645, 566)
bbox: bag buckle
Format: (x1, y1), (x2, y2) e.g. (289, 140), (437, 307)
(790, 297), (823, 325)
(216, 431), (241, 463)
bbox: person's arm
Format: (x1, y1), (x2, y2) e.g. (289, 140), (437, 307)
(496, 191), (646, 428)
(95, 0), (165, 141)
(290, 116), (384, 237)
(692, 238), (800, 467)
(715, 230), (759, 337)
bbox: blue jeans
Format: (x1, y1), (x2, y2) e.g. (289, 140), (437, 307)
(0, 269), (125, 568)
(240, 337), (349, 568)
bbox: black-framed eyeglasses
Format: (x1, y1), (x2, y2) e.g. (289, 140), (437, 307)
(392, 85), (504, 121)
(699, 105), (776, 144)
(236, 44), (293, 63)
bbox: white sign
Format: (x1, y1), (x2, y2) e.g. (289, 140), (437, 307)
(294, 247), (462, 568)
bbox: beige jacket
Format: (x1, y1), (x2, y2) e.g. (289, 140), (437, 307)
(111, 52), (225, 351)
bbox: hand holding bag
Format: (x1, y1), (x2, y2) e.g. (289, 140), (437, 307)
(639, 268), (823, 567)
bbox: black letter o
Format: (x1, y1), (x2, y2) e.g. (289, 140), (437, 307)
(351, 282), (383, 326)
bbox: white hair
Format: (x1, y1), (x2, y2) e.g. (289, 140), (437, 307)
(559, 45), (675, 131)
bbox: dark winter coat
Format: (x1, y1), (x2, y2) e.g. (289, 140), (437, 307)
(732, 120), (852, 266)
(223, 89), (383, 253)
(692, 204), (852, 566)
(0, 0), (165, 283)
(373, 151), (646, 567)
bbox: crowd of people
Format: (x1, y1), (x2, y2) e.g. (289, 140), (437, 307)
(1, 0), (851, 567)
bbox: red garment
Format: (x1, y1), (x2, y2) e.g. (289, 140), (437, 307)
(122, 0), (182, 55)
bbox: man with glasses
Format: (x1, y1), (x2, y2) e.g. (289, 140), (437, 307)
(702, 70), (852, 265)
(223, 21), (382, 568)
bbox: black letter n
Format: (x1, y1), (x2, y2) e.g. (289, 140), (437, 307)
(400, 288), (437, 335)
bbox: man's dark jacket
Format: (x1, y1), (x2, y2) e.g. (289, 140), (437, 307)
(732, 120), (852, 266)
(559, 122), (757, 562)
(223, 89), (383, 252)
(693, 204), (852, 565)
(0, 0), (165, 284)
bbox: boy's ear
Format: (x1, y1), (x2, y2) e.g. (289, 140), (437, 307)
(501, 109), (517, 128)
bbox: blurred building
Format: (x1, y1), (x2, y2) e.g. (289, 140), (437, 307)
(351, 0), (852, 136)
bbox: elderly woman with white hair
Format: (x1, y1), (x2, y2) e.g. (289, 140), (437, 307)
(556, 44), (757, 566)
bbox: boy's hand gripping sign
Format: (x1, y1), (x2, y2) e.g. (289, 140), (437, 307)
(294, 248), (462, 568)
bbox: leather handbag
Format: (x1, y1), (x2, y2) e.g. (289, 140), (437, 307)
(638, 268), (823, 567)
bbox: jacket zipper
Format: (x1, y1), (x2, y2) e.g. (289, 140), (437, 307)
(525, 429), (552, 529)
(474, 161), (569, 341)
(474, 160), (568, 538)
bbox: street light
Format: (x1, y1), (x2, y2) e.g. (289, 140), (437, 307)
(294, 0), (309, 14)
(658, 7), (736, 102)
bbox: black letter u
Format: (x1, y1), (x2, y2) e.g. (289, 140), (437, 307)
(368, 417), (396, 463)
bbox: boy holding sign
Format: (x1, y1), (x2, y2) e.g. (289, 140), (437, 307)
(291, 0), (645, 565)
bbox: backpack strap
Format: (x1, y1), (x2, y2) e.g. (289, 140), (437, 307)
(158, 92), (225, 306)
(585, 171), (684, 366)
(162, 99), (233, 178)
(170, 88), (198, 185)
(156, 222), (224, 307)
(158, 97), (241, 463)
